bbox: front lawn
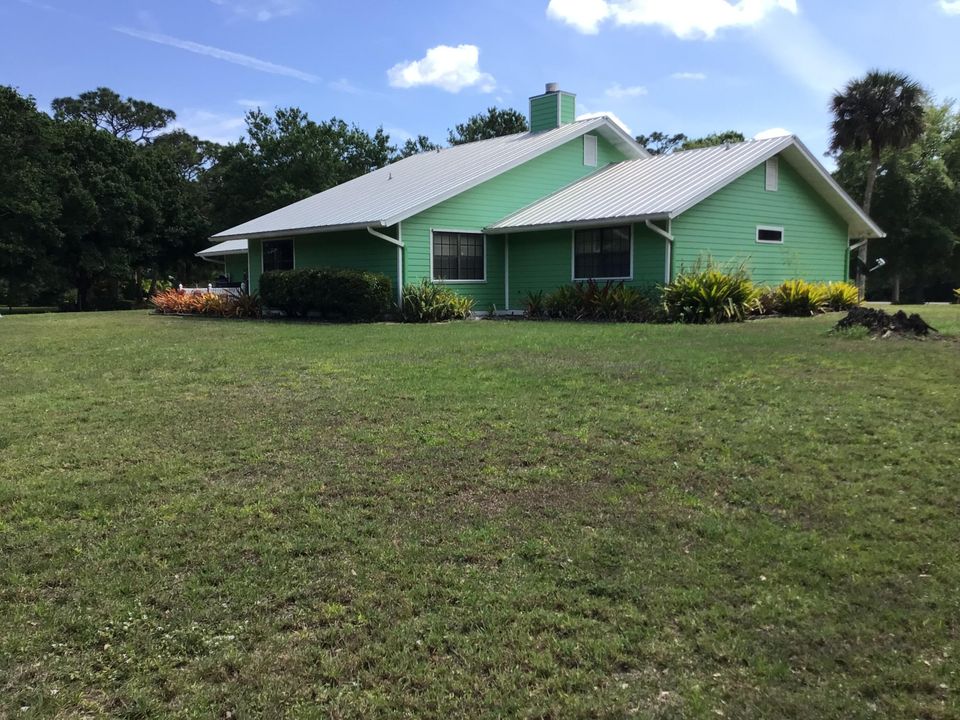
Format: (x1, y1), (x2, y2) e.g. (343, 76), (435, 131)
(1, 309), (958, 718)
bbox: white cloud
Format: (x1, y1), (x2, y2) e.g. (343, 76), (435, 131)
(547, 0), (797, 39)
(605, 83), (647, 98)
(672, 71), (707, 80)
(939, 1), (960, 15)
(387, 44), (496, 93)
(208, 0), (302, 22)
(546, 0), (611, 33)
(114, 27), (319, 83)
(173, 110), (247, 144)
(236, 98), (268, 108)
(576, 111), (633, 135)
(753, 127), (792, 139)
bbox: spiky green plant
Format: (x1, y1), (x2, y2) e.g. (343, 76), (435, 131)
(774, 280), (829, 316)
(399, 280), (473, 323)
(822, 282), (860, 312)
(661, 265), (760, 323)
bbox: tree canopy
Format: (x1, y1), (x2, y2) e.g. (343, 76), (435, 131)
(448, 107), (528, 145)
(52, 87), (177, 143)
(635, 130), (746, 154)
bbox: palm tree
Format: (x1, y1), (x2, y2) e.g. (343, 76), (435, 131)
(829, 70), (926, 297)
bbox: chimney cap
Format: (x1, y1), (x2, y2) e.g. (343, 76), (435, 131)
(545, 82), (560, 93)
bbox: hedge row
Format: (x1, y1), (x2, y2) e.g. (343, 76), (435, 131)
(260, 268), (392, 322)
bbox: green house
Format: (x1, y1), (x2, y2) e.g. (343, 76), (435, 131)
(209, 84), (883, 311)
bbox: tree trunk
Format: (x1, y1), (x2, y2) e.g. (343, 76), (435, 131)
(856, 146), (882, 301)
(892, 273), (901, 304)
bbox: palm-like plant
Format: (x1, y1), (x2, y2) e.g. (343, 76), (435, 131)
(829, 71), (926, 297)
(830, 70), (926, 214)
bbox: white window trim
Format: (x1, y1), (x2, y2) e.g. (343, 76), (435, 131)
(430, 228), (487, 284)
(756, 225), (785, 244)
(261, 237), (296, 274)
(571, 225), (634, 282)
(584, 134), (598, 167)
(765, 157), (779, 192)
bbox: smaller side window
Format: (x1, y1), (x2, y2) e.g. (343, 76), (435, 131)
(765, 157), (779, 192)
(756, 226), (784, 244)
(584, 135), (598, 167)
(263, 239), (294, 272)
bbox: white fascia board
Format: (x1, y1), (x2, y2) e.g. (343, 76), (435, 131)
(485, 213), (669, 234)
(211, 220), (386, 242)
(786, 137), (885, 238)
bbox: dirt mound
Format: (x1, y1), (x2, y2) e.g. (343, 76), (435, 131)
(834, 306), (937, 337)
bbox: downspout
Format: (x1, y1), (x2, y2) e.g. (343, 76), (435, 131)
(504, 234), (510, 312)
(366, 225), (404, 305)
(645, 219), (674, 283)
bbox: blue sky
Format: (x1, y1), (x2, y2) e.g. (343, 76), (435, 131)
(4, 0), (960, 161)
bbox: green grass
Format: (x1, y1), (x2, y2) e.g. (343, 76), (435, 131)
(1, 307), (958, 719)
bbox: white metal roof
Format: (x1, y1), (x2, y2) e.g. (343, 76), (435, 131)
(196, 239), (248, 257)
(211, 117), (645, 241)
(487, 136), (884, 239)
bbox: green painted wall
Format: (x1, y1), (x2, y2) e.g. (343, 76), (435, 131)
(671, 157), (850, 285)
(508, 223), (666, 308)
(247, 231), (398, 296)
(402, 133), (626, 309)
(529, 92), (576, 133)
(224, 254), (247, 283)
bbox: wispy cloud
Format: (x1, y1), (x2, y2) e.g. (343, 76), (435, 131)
(605, 83), (647, 99)
(208, 0), (303, 22)
(329, 77), (362, 94)
(939, 1), (960, 15)
(388, 44), (496, 93)
(173, 109), (247, 144)
(114, 27), (319, 83)
(236, 98), (268, 109)
(14, 0), (57, 11)
(671, 71), (707, 81)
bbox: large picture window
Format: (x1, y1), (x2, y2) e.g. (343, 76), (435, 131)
(573, 226), (631, 280)
(263, 239), (294, 272)
(432, 231), (485, 281)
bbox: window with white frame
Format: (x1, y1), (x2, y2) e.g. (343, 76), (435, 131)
(765, 157), (779, 191)
(583, 134), (598, 167)
(262, 239), (294, 272)
(573, 226), (631, 279)
(432, 231), (485, 281)
(756, 226), (784, 244)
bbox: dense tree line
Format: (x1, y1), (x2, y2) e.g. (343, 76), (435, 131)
(0, 87), (525, 309)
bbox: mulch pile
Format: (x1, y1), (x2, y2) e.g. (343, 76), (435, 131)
(834, 306), (937, 337)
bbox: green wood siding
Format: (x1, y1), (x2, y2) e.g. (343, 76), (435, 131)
(224, 254), (247, 283)
(508, 223), (666, 308)
(671, 157), (850, 285)
(529, 95), (559, 133)
(559, 93), (576, 125)
(402, 134), (627, 309)
(529, 92), (575, 133)
(246, 231), (398, 296)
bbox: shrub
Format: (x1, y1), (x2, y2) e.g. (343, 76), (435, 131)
(531, 281), (654, 322)
(150, 289), (261, 319)
(773, 279), (829, 316)
(523, 290), (547, 319)
(260, 268), (392, 322)
(661, 266), (760, 323)
(399, 280), (473, 322)
(822, 281), (860, 312)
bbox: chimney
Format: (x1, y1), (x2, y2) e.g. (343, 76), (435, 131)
(529, 83), (576, 133)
